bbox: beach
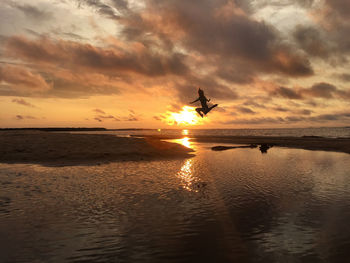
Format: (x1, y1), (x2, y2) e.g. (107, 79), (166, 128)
(0, 131), (193, 166)
(1, 131), (350, 167)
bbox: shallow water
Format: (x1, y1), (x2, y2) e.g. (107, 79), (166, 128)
(1, 142), (350, 262)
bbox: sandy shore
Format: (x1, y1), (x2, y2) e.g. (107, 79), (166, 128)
(0, 131), (194, 166)
(138, 134), (350, 154)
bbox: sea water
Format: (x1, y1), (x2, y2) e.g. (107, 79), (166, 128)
(1, 142), (350, 262)
(74, 126), (350, 138)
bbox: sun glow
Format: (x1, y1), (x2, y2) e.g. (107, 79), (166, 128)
(165, 106), (203, 126)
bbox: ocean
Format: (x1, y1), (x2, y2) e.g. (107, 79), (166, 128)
(80, 126), (350, 138)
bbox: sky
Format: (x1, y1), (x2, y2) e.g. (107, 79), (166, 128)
(0, 0), (349, 128)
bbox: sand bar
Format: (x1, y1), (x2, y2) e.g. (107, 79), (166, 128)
(136, 134), (350, 154)
(0, 131), (194, 166)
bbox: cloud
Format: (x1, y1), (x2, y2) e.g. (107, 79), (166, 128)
(93, 108), (106, 114)
(0, 65), (51, 95)
(293, 25), (330, 58)
(6, 36), (189, 77)
(1, 0), (316, 103)
(96, 114), (120, 121)
(302, 82), (337, 98)
(235, 106), (256, 114)
(324, 0), (350, 20)
(271, 86), (303, 99)
(242, 100), (267, 109)
(15, 115), (37, 120)
(222, 117), (285, 125)
(122, 0), (313, 77)
(92, 108), (140, 122)
(273, 106), (289, 112)
(296, 109), (313, 115)
(338, 73), (350, 82)
(222, 111), (350, 125)
(12, 98), (36, 107)
(270, 82), (350, 100)
(9, 2), (52, 21)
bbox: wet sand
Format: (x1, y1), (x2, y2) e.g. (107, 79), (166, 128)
(0, 131), (193, 166)
(136, 134), (350, 154)
(1, 131), (350, 166)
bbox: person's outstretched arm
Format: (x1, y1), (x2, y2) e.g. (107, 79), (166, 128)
(190, 98), (199, 104)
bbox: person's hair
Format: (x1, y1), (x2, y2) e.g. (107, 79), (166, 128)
(198, 88), (204, 96)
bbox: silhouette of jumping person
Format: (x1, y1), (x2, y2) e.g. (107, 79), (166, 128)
(190, 88), (218, 117)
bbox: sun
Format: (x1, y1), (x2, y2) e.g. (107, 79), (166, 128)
(165, 106), (203, 126)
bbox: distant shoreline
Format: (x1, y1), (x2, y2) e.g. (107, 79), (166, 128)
(1, 126), (349, 132)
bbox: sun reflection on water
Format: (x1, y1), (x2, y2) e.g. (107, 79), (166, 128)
(176, 159), (198, 192)
(171, 137), (193, 149)
(180, 137), (191, 148)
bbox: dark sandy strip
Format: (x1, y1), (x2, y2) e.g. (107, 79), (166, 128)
(0, 131), (194, 166)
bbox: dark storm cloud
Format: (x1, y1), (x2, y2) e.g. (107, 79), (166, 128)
(12, 98), (36, 108)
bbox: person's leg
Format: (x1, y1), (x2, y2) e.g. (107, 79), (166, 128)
(204, 104), (218, 115)
(203, 106), (210, 115)
(196, 108), (204, 118)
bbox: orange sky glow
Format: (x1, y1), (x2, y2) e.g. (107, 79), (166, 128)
(0, 0), (350, 128)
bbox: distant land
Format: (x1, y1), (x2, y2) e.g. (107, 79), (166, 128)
(0, 127), (108, 132)
(0, 128), (161, 131)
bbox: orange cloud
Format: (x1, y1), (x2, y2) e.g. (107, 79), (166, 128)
(0, 65), (51, 93)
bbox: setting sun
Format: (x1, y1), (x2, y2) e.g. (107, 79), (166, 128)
(165, 106), (203, 126)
